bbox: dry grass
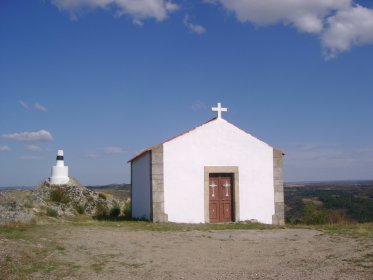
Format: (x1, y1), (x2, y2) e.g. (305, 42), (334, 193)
(1, 220), (372, 279)
(287, 222), (373, 238)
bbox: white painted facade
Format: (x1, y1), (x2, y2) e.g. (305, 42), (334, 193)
(48, 150), (69, 185)
(131, 151), (152, 220)
(163, 118), (274, 224)
(130, 120), (282, 224)
(130, 102), (284, 224)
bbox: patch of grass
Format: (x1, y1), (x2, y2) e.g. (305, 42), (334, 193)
(142, 221), (276, 232)
(46, 207), (58, 217)
(74, 204), (85, 215)
(13, 259), (60, 274)
(0, 224), (35, 240)
(345, 252), (373, 269)
(98, 192), (107, 200)
(91, 255), (113, 273)
(84, 220), (277, 231)
(56, 245), (65, 251)
(288, 223), (373, 238)
(56, 216), (279, 231)
(91, 262), (105, 273)
(321, 223), (373, 238)
(120, 261), (145, 269)
(50, 187), (71, 204)
(0, 224), (80, 279)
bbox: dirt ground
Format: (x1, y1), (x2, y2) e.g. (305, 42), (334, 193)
(1, 225), (373, 280)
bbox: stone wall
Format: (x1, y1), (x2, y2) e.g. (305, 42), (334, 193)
(272, 149), (285, 225)
(151, 145), (168, 222)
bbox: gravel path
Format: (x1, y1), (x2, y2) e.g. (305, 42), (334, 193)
(48, 227), (373, 280)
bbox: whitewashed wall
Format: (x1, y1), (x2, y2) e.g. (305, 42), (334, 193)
(131, 151), (151, 220)
(163, 119), (274, 224)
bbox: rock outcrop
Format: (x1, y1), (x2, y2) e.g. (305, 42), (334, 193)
(0, 191), (35, 224)
(0, 177), (125, 224)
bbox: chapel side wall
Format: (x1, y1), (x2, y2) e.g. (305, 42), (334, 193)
(272, 149), (285, 225)
(163, 119), (275, 224)
(151, 146), (168, 222)
(131, 152), (152, 220)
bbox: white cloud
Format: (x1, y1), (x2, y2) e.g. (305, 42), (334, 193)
(51, 0), (179, 22)
(184, 15), (206, 35)
(207, 0), (373, 57)
(102, 146), (126, 154)
(34, 102), (48, 112)
(0, 145), (11, 152)
(19, 101), (29, 109)
(19, 100), (48, 112)
(321, 5), (373, 58)
(210, 0), (351, 33)
(25, 144), (43, 152)
(2, 130), (53, 142)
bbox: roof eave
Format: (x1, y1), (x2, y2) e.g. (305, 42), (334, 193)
(127, 117), (218, 163)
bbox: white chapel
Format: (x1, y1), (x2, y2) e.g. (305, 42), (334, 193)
(128, 103), (285, 225)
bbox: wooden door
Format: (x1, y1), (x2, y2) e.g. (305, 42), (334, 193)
(209, 174), (233, 223)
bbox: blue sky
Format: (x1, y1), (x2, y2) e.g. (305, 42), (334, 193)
(1, 0), (373, 186)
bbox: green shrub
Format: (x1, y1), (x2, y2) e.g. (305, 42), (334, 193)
(46, 207), (58, 217)
(98, 193), (107, 200)
(110, 204), (121, 217)
(123, 203), (131, 218)
(74, 204), (85, 215)
(50, 187), (71, 204)
(303, 203), (328, 225)
(23, 200), (33, 209)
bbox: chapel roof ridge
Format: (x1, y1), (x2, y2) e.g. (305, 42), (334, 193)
(128, 116), (284, 163)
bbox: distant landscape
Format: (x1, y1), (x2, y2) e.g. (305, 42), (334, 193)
(87, 184), (131, 202)
(285, 180), (373, 224)
(1, 180), (372, 224)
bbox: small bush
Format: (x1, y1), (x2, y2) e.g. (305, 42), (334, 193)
(95, 203), (108, 217)
(74, 204), (85, 215)
(303, 203), (328, 225)
(123, 204), (131, 218)
(50, 187), (71, 204)
(325, 210), (351, 224)
(46, 207), (58, 217)
(98, 193), (107, 200)
(23, 201), (33, 209)
(110, 204), (121, 217)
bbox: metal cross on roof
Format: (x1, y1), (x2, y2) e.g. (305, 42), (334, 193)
(212, 102), (227, 119)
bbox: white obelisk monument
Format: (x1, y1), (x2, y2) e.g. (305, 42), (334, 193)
(48, 150), (69, 185)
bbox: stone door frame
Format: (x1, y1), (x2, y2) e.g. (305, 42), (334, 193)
(204, 166), (240, 223)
